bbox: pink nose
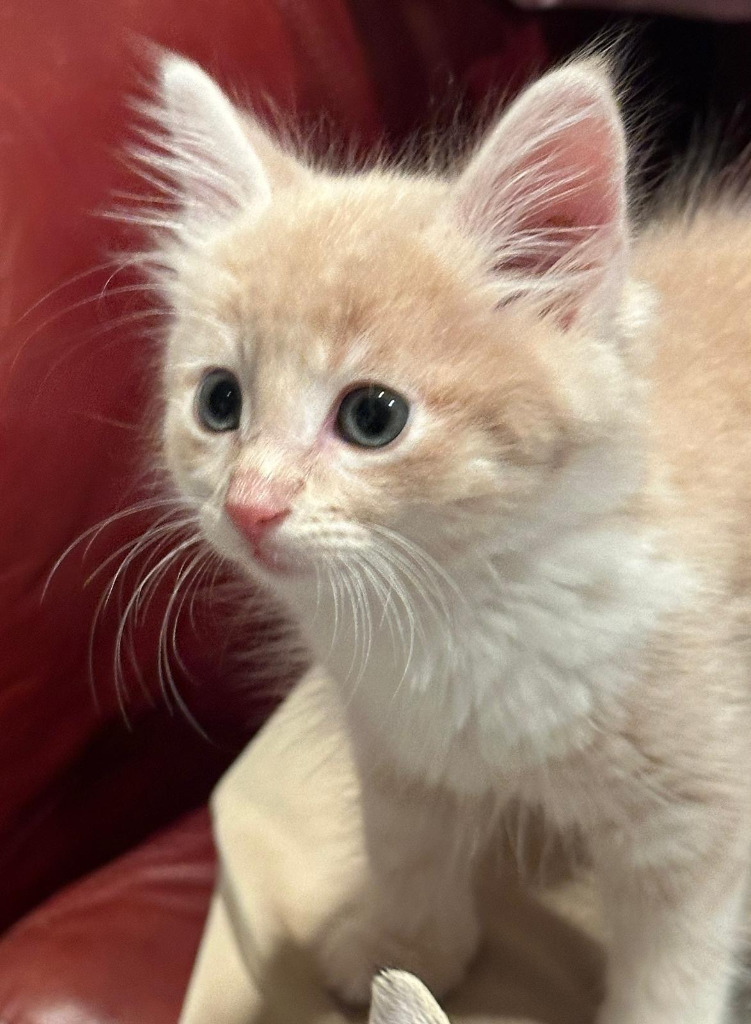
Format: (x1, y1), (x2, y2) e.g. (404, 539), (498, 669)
(225, 497), (291, 546)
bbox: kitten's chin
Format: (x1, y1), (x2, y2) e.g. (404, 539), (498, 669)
(250, 542), (310, 579)
(205, 513), (316, 585)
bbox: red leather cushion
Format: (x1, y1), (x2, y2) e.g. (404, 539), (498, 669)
(0, 811), (214, 1023)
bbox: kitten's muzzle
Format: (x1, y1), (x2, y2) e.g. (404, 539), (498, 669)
(225, 470), (294, 549)
(226, 498), (290, 546)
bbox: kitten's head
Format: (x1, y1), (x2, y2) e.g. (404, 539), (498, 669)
(152, 55), (645, 607)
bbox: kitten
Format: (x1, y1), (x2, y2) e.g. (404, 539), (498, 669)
(151, 53), (751, 1024)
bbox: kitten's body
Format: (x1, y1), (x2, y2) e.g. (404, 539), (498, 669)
(154, 57), (751, 1024)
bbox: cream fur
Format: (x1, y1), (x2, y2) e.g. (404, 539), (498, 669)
(180, 666), (603, 1024)
(152, 55), (751, 1024)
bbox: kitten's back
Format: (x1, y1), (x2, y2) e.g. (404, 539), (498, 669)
(636, 206), (751, 579)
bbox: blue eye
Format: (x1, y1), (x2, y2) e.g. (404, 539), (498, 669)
(336, 385), (409, 449)
(196, 369), (242, 432)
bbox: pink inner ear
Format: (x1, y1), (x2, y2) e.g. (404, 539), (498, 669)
(454, 67), (627, 318)
(539, 108), (623, 229)
(156, 56), (271, 236)
(499, 118), (623, 277)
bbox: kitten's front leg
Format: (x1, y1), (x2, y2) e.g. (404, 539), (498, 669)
(595, 811), (749, 1024)
(315, 773), (482, 1006)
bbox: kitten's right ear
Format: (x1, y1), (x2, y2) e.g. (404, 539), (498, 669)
(153, 55), (273, 239)
(369, 971), (451, 1024)
(452, 62), (627, 327)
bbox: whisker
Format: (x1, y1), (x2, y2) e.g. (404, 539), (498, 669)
(106, 522), (198, 711)
(87, 514), (196, 595)
(14, 281), (161, 350)
(367, 551), (420, 700)
(372, 525), (469, 608)
(112, 535), (202, 716)
(12, 255), (152, 328)
(50, 496), (201, 726)
(158, 547), (212, 739)
(187, 548), (222, 631)
(131, 522), (201, 623)
(338, 557), (372, 699)
(43, 497), (188, 601)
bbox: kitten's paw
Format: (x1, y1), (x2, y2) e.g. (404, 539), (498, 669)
(314, 901), (479, 1007)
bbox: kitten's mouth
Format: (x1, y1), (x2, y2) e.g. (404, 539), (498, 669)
(234, 528), (312, 579)
(250, 540), (305, 577)
(225, 497), (307, 578)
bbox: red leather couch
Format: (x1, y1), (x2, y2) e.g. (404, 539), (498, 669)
(0, 2), (746, 1020)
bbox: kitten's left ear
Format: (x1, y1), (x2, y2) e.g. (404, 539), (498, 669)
(453, 62), (628, 327)
(152, 55), (277, 240)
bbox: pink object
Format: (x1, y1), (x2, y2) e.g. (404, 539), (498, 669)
(226, 493), (292, 546)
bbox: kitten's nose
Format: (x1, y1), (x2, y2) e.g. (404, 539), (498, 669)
(226, 468), (299, 547)
(225, 496), (291, 546)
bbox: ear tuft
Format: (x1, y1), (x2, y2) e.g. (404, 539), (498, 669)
(369, 971), (450, 1024)
(147, 54), (271, 240)
(453, 62), (628, 326)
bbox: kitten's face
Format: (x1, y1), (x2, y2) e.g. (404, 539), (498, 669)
(165, 178), (579, 582)
(156, 58), (635, 601)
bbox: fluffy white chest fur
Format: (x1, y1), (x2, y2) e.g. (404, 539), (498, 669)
(292, 521), (692, 798)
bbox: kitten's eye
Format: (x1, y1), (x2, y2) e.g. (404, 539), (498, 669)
(196, 369), (242, 432)
(336, 385), (409, 449)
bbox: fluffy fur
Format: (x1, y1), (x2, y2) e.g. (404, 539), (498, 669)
(151, 53), (751, 1024)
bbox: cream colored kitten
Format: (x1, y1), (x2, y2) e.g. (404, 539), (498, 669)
(153, 53), (751, 1024)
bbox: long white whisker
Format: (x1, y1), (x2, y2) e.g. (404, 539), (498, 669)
(158, 548), (212, 739)
(339, 557), (373, 700)
(371, 524), (468, 619)
(42, 497), (187, 601)
(363, 548), (419, 697)
(13, 256), (149, 327)
(339, 563), (359, 692)
(89, 515), (198, 604)
(130, 522), (202, 623)
(187, 548), (222, 631)
(113, 535), (202, 717)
